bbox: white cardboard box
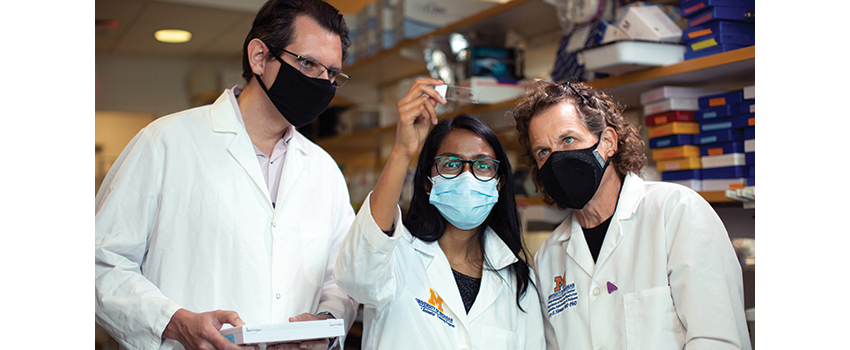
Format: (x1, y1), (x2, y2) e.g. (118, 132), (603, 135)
(401, 0), (499, 39)
(221, 319), (345, 345)
(745, 139), (755, 153)
(701, 153), (747, 169)
(457, 77), (527, 105)
(578, 41), (685, 76)
(619, 5), (683, 42)
(744, 85), (755, 100)
(642, 97), (700, 115)
(640, 86), (728, 105)
(669, 179), (703, 192)
(702, 178), (747, 191)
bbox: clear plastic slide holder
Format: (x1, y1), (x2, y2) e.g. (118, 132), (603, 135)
(435, 85), (481, 104)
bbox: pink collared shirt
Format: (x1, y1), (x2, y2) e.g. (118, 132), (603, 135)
(229, 85), (293, 207)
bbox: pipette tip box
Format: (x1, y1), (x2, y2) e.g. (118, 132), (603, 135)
(640, 86), (727, 105)
(698, 90), (744, 108)
(700, 141), (744, 156)
(681, 0), (755, 18)
(687, 6), (755, 27)
(696, 128), (744, 145)
(699, 114), (752, 132)
(220, 319), (345, 345)
(701, 165), (747, 179)
(645, 110), (696, 126)
(662, 169), (701, 181)
(701, 153), (746, 169)
(649, 134), (695, 149)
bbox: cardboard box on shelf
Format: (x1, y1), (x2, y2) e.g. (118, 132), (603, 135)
(457, 76), (527, 105)
(619, 5), (683, 42)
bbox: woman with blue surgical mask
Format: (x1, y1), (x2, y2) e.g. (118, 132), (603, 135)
(334, 78), (544, 350)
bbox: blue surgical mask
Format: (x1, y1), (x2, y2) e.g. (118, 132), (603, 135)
(428, 172), (499, 230)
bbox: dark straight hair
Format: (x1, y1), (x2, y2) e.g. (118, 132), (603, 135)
(241, 0), (351, 81)
(404, 114), (534, 310)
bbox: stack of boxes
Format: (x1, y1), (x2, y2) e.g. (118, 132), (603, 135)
(641, 86), (727, 191)
(679, 0), (755, 60)
(743, 85), (754, 187)
(693, 88), (755, 191)
(347, 0), (499, 64)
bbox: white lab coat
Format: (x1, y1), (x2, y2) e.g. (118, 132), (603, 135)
(334, 193), (545, 350)
(534, 173), (751, 350)
(95, 90), (357, 350)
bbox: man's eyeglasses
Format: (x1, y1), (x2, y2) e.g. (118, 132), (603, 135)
(433, 156), (500, 182)
(557, 80), (591, 106)
(277, 49), (350, 88)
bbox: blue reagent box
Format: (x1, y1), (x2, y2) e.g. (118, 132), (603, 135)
(699, 90), (744, 108)
(696, 104), (740, 121)
(700, 114), (752, 132)
(697, 128), (745, 145)
(702, 165), (747, 179)
(649, 134), (695, 149)
(700, 142), (744, 156)
(662, 169), (702, 181)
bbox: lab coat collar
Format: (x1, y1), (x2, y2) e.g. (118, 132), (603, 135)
(209, 90), (271, 205)
(555, 173), (645, 277)
(409, 227), (518, 271)
(208, 89), (312, 209)
(413, 226), (519, 326)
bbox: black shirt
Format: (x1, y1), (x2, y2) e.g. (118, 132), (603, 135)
(582, 215), (613, 263)
(452, 268), (481, 314)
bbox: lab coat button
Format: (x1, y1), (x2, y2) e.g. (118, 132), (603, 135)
(592, 287), (601, 296)
(275, 293), (281, 299)
(272, 222), (277, 227)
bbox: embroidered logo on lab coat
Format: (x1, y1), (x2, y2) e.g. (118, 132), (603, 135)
(547, 272), (578, 317)
(415, 288), (455, 328)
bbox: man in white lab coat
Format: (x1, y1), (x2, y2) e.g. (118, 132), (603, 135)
(94, 1), (357, 349)
(511, 80), (752, 350)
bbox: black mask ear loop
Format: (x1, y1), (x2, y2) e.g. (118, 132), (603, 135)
(591, 129), (610, 170)
(254, 52), (285, 93)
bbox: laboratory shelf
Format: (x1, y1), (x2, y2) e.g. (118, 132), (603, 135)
(338, 0), (560, 87)
(319, 46), (756, 159)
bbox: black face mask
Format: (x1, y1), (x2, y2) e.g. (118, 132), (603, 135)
(538, 139), (610, 209)
(255, 56), (336, 128)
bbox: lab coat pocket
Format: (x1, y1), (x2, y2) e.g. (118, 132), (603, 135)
(478, 326), (519, 350)
(299, 225), (331, 286)
(623, 285), (685, 350)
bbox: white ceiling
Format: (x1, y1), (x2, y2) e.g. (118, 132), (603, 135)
(95, 0), (368, 59)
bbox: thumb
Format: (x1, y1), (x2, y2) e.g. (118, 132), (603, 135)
(216, 310), (245, 327)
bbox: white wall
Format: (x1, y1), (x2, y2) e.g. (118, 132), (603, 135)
(95, 52), (244, 118)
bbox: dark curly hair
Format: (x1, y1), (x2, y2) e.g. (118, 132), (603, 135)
(511, 79), (647, 207)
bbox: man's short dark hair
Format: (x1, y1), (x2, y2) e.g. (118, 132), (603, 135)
(241, 0), (350, 81)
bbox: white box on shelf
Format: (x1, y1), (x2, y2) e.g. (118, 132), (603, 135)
(639, 86), (728, 105)
(578, 41), (685, 76)
(670, 179), (703, 192)
(744, 85), (755, 100)
(745, 139), (755, 153)
(702, 178), (747, 191)
(381, 0), (403, 49)
(619, 5), (683, 42)
(402, 0), (499, 39)
(701, 153), (746, 168)
(642, 97), (700, 115)
(220, 319), (345, 345)
(457, 77), (527, 105)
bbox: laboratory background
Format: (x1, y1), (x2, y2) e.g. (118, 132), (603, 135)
(94, 0), (756, 348)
